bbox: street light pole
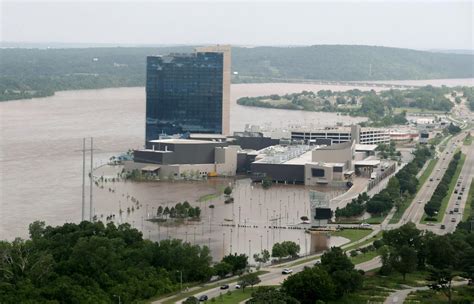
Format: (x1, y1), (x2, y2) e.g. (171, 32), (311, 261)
(113, 295), (121, 304)
(177, 270), (183, 293)
(223, 232), (226, 257)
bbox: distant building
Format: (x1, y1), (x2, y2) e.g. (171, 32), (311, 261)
(145, 45), (231, 143)
(419, 130), (430, 144)
(290, 125), (390, 145)
(128, 139), (238, 178)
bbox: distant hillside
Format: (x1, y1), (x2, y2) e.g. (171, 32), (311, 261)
(232, 45), (474, 82)
(1, 45), (473, 101)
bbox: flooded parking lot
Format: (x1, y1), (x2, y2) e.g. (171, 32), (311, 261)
(91, 167), (347, 261)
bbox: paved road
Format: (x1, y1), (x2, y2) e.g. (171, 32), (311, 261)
(398, 132), (467, 226)
(439, 135), (474, 234)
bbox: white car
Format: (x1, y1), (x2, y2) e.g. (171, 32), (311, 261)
(282, 268), (293, 274)
(235, 284), (241, 289)
(359, 223), (372, 228)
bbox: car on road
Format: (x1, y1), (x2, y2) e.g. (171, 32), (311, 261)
(220, 284), (229, 290)
(430, 178), (434, 182)
(359, 223), (372, 228)
(418, 200), (422, 204)
(441, 224), (446, 229)
(235, 284), (241, 289)
(282, 268), (293, 274)
(454, 208), (459, 213)
(449, 210), (454, 214)
(454, 189), (458, 194)
(451, 218), (456, 223)
(437, 178), (440, 181)
(199, 295), (208, 301)
(458, 196), (462, 200)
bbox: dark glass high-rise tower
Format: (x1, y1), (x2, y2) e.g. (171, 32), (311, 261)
(145, 46), (231, 143)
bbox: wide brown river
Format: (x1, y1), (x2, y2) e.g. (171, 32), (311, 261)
(1, 80), (472, 259)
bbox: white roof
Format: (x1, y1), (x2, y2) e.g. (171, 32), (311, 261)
(355, 144), (378, 151)
(148, 138), (215, 144)
(141, 164), (161, 171)
(354, 160), (380, 166)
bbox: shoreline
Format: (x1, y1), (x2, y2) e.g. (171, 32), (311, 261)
(1, 77), (473, 103)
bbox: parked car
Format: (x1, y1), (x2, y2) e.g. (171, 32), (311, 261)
(199, 295), (208, 301)
(235, 284), (241, 289)
(454, 208), (459, 213)
(282, 268), (293, 274)
(359, 223), (372, 228)
(440, 224), (446, 229)
(451, 218), (456, 222)
(220, 284), (229, 290)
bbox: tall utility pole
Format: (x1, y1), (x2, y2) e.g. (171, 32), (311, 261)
(81, 138), (86, 221)
(89, 137), (94, 221)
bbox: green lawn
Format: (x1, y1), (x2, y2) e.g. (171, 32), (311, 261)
(336, 215), (385, 225)
(197, 186), (225, 202)
(343, 232), (382, 252)
(405, 285), (474, 304)
(350, 250), (379, 265)
(393, 107), (445, 114)
(210, 288), (255, 303)
(462, 178), (474, 221)
(329, 271), (430, 304)
(422, 153), (466, 223)
(288, 230), (377, 267)
(330, 229), (373, 242)
(418, 158), (438, 190)
(464, 135), (472, 146)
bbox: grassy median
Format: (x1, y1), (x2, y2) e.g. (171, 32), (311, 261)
(422, 153), (466, 223)
(462, 178), (474, 221)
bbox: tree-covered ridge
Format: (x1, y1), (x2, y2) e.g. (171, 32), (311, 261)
(232, 45), (474, 82)
(0, 221), (213, 303)
(238, 86), (456, 126)
(1, 45), (473, 101)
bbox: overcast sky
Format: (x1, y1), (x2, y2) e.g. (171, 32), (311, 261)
(1, 0), (473, 50)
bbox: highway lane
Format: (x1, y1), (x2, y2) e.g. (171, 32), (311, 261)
(400, 133), (465, 225)
(439, 135), (474, 234)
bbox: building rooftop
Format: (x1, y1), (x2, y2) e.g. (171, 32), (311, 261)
(355, 144), (378, 151)
(354, 159), (381, 166)
(148, 138), (219, 144)
(253, 145), (314, 164)
(315, 141), (353, 151)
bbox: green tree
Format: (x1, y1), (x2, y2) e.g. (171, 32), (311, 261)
(213, 262), (233, 279)
(427, 267), (455, 304)
(183, 297), (199, 304)
(238, 272), (261, 291)
(157, 206), (163, 218)
(222, 253), (248, 275)
(281, 266), (336, 304)
(224, 186), (232, 196)
(253, 249), (270, 264)
(392, 245), (418, 281)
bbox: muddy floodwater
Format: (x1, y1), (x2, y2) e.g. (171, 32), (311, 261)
(2, 80), (470, 258)
(92, 166), (347, 260)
